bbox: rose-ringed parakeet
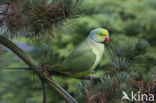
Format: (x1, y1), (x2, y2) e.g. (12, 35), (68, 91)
(52, 28), (110, 78)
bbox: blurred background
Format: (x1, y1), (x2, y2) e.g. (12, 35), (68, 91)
(0, 0), (156, 103)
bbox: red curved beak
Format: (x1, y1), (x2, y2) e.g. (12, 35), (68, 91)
(105, 36), (109, 43)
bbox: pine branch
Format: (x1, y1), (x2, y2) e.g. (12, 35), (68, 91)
(0, 35), (78, 103)
(128, 78), (140, 89)
(7, 66), (102, 82)
(0, 35), (39, 68)
(7, 67), (31, 70)
(40, 78), (47, 103)
(0, 0), (81, 37)
(73, 0), (80, 9)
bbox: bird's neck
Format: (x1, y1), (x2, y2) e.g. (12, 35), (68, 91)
(89, 34), (99, 43)
(87, 36), (104, 66)
(87, 36), (104, 45)
(87, 36), (105, 52)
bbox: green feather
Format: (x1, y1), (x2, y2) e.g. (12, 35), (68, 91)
(51, 28), (109, 78)
(55, 39), (96, 77)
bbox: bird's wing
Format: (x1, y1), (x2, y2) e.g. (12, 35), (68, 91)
(58, 45), (96, 73)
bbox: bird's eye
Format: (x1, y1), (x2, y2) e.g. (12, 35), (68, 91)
(99, 34), (103, 36)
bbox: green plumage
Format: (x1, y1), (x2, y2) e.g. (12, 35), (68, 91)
(57, 38), (96, 77)
(52, 28), (109, 78)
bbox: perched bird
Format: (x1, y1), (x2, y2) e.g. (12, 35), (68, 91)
(51, 28), (110, 78)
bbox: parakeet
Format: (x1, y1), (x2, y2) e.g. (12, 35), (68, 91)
(53, 28), (110, 78)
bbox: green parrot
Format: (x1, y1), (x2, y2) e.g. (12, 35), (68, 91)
(52, 28), (110, 78)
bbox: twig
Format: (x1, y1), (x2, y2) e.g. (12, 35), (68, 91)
(3, 3), (10, 17)
(0, 35), (39, 68)
(7, 67), (31, 70)
(0, 13), (14, 16)
(62, 0), (65, 19)
(129, 51), (144, 61)
(40, 78), (47, 103)
(73, 0), (80, 9)
(46, 77), (78, 103)
(7, 66), (102, 82)
(128, 78), (140, 89)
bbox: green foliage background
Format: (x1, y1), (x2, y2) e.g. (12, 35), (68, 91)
(0, 0), (156, 103)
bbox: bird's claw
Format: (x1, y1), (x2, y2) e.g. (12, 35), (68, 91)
(86, 76), (94, 81)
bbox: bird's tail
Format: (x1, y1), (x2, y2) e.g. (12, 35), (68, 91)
(47, 65), (69, 77)
(7, 65), (68, 77)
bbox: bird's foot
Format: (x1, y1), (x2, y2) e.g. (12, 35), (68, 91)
(82, 76), (102, 82)
(85, 76), (94, 81)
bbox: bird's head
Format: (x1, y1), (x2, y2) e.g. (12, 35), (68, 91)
(89, 28), (109, 44)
